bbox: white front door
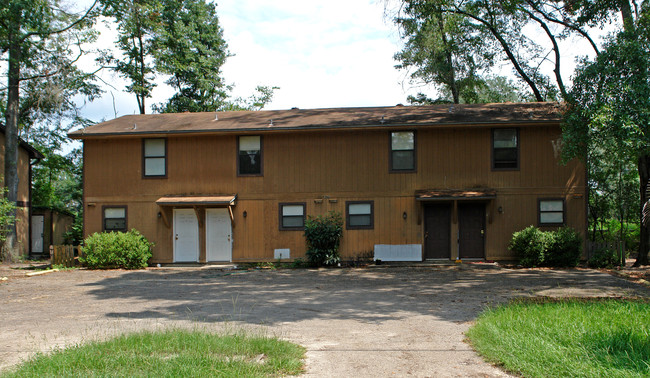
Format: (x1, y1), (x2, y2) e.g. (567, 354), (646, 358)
(173, 209), (199, 262)
(206, 208), (232, 262)
(31, 215), (45, 253)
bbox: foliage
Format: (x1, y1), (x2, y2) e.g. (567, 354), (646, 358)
(304, 212), (343, 266)
(588, 248), (623, 269)
(100, 0), (277, 113)
(3, 329), (305, 377)
(562, 10), (650, 266)
(406, 76), (525, 105)
(467, 299), (650, 377)
(62, 214), (84, 245)
(80, 229), (153, 269)
(391, 0), (625, 102)
(1, 0), (100, 261)
(544, 227), (583, 267)
(0, 186), (16, 243)
(509, 226), (582, 267)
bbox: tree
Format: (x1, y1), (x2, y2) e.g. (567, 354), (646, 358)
(406, 76), (525, 104)
(102, 0), (277, 114)
(390, 0), (630, 102)
(1, 0), (99, 261)
(100, 0), (161, 114)
(563, 8), (650, 265)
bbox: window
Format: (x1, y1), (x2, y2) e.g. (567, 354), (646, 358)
(346, 201), (374, 229)
(238, 136), (262, 175)
(390, 131), (416, 172)
(539, 199), (564, 225)
(492, 128), (519, 170)
(143, 138), (166, 177)
(279, 203), (305, 230)
(103, 206), (127, 232)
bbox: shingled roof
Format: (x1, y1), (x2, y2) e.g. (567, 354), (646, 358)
(69, 102), (562, 139)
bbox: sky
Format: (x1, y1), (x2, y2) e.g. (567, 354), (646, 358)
(79, 0), (420, 123)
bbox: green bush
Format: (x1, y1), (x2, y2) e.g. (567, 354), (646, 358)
(304, 211), (343, 266)
(509, 226), (549, 267)
(509, 226), (582, 267)
(80, 229), (153, 269)
(588, 248), (621, 269)
(545, 227), (583, 267)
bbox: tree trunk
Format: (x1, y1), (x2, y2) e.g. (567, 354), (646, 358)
(634, 154), (650, 266)
(2, 29), (22, 262)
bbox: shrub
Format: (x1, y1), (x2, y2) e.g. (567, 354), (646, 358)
(545, 227), (582, 267)
(80, 229), (153, 269)
(509, 226), (583, 268)
(588, 248), (621, 269)
(509, 226), (549, 267)
(304, 211), (343, 266)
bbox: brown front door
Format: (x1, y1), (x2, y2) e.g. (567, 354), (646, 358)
(424, 204), (451, 259)
(458, 203), (485, 259)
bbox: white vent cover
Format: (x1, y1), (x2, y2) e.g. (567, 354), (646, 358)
(274, 248), (290, 260)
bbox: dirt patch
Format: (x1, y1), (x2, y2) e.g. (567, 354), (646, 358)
(1, 263), (648, 377)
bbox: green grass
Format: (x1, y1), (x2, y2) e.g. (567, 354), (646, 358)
(467, 298), (650, 377)
(2, 329), (305, 377)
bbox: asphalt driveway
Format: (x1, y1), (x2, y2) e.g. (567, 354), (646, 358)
(1, 264), (648, 377)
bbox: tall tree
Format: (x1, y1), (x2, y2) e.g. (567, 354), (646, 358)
(1, 0), (99, 261)
(391, 0), (630, 102)
(100, 0), (161, 114)
(152, 0), (229, 113)
(563, 5), (650, 265)
(102, 0), (277, 114)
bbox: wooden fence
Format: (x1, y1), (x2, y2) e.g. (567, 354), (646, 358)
(587, 241), (626, 260)
(50, 245), (80, 267)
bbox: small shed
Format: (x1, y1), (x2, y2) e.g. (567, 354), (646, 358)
(30, 207), (75, 257)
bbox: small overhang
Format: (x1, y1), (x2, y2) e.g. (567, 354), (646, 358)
(415, 189), (497, 201)
(155, 195), (237, 207)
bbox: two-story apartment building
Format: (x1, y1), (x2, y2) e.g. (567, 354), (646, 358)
(69, 103), (586, 264)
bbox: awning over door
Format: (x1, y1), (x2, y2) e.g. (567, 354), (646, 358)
(155, 195), (237, 207)
(415, 189), (496, 201)
(155, 195), (237, 228)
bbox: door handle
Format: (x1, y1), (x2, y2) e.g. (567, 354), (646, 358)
(425, 232), (429, 239)
(175, 234), (179, 240)
(480, 230), (484, 236)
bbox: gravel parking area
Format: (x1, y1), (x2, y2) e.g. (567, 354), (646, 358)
(1, 264), (648, 377)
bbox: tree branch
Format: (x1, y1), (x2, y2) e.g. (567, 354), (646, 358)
(21, 0), (98, 42)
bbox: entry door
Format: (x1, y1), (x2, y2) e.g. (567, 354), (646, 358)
(173, 209), (199, 262)
(206, 208), (232, 262)
(424, 204), (451, 259)
(458, 203), (485, 259)
(31, 215), (45, 253)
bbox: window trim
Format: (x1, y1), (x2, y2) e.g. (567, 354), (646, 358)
(279, 202), (306, 231)
(237, 135), (263, 177)
(142, 138), (168, 178)
(491, 128), (520, 171)
(538, 198), (565, 226)
(346, 200), (374, 230)
(389, 130), (417, 173)
(102, 205), (128, 232)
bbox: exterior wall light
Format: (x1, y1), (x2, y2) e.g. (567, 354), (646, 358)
(403, 211), (407, 219)
(243, 210), (247, 218)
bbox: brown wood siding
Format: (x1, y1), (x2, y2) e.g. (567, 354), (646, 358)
(0, 132), (34, 256)
(82, 123), (586, 263)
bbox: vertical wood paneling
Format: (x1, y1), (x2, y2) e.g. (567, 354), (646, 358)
(83, 123), (586, 262)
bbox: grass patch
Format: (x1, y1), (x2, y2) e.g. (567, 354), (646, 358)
(2, 329), (305, 377)
(467, 298), (650, 377)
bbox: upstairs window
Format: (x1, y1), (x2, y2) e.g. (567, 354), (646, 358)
(492, 128), (519, 170)
(346, 201), (374, 229)
(539, 199), (564, 226)
(143, 138), (167, 177)
(279, 203), (306, 230)
(103, 206), (127, 232)
(390, 131), (416, 172)
(238, 136), (262, 176)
